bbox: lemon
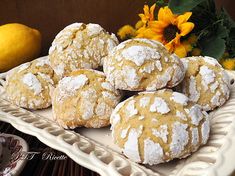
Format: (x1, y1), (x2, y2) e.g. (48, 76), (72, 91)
(0, 23), (41, 72)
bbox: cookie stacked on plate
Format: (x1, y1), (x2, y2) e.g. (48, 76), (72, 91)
(4, 23), (231, 166)
(104, 38), (222, 165)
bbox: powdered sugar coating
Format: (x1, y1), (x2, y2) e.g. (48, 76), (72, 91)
(188, 76), (200, 102)
(123, 128), (141, 162)
(22, 73), (42, 95)
(80, 88), (97, 120)
(152, 125), (168, 143)
(111, 114), (121, 131)
(176, 110), (187, 121)
(17, 63), (30, 72)
(52, 69), (121, 129)
(204, 56), (220, 66)
(123, 66), (140, 88)
(139, 97), (150, 108)
(150, 97), (170, 114)
(121, 46), (161, 66)
(191, 127), (199, 148)
(170, 92), (188, 105)
(143, 138), (164, 165)
(170, 122), (189, 157)
(38, 73), (54, 85)
(188, 105), (204, 126)
(57, 74), (88, 100)
(146, 67), (173, 91)
(201, 117), (210, 144)
(35, 57), (50, 67)
(125, 99), (138, 118)
(210, 91), (221, 107)
(5, 57), (58, 110)
(86, 23), (103, 36)
(200, 66), (216, 90)
(110, 89), (210, 165)
(103, 38), (185, 91)
(49, 23), (119, 78)
(121, 125), (130, 139)
(180, 56), (230, 111)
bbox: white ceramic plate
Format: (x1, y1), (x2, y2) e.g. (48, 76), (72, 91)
(0, 70), (235, 176)
(0, 133), (28, 176)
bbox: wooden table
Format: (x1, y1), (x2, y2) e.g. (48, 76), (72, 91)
(0, 122), (100, 176)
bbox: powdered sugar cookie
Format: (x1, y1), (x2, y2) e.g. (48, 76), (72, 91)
(49, 23), (119, 78)
(52, 69), (122, 129)
(110, 89), (210, 165)
(4, 57), (58, 110)
(180, 56), (230, 111)
(103, 38), (185, 91)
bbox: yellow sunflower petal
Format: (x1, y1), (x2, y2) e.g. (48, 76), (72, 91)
(143, 5), (150, 16)
(157, 7), (165, 21)
(171, 33), (181, 45)
(136, 33), (144, 38)
(152, 35), (164, 42)
(176, 12), (192, 28)
(179, 22), (194, 36)
(135, 20), (144, 29)
(165, 41), (175, 52)
(158, 6), (175, 25)
(174, 44), (187, 58)
(142, 28), (158, 39)
(136, 26), (146, 34)
(139, 14), (147, 24)
(149, 20), (168, 29)
(150, 4), (156, 21)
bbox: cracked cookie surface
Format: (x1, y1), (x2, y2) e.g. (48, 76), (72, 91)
(179, 56), (230, 111)
(103, 38), (185, 91)
(49, 23), (119, 78)
(110, 89), (210, 165)
(4, 57), (58, 110)
(52, 69), (122, 129)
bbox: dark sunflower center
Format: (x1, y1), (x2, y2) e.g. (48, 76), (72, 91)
(163, 25), (179, 42)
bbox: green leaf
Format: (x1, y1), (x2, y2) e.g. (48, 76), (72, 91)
(200, 36), (225, 59)
(229, 27), (235, 44)
(216, 24), (229, 38)
(220, 8), (235, 28)
(155, 0), (167, 7)
(169, 0), (206, 14)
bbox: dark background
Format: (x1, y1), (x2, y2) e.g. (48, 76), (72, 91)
(0, 0), (146, 55)
(0, 0), (234, 56)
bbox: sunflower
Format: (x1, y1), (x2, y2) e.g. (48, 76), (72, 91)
(139, 4), (156, 26)
(136, 5), (195, 58)
(136, 4), (157, 37)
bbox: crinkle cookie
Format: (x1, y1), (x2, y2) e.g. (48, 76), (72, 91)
(49, 23), (119, 78)
(4, 57), (58, 110)
(103, 38), (185, 91)
(110, 89), (210, 165)
(180, 56), (230, 111)
(52, 69), (122, 129)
